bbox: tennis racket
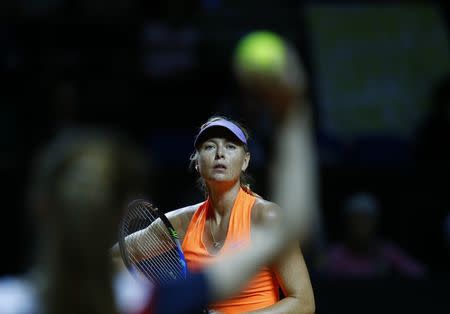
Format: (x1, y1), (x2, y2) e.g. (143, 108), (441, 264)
(118, 198), (187, 285)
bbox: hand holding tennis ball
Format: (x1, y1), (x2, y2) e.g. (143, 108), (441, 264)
(233, 30), (308, 120)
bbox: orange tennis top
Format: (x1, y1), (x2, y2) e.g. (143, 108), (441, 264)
(181, 188), (279, 313)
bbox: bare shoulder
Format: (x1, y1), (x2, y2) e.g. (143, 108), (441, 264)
(165, 202), (203, 237)
(251, 197), (283, 227)
(166, 203), (200, 221)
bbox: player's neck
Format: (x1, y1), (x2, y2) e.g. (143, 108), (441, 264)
(207, 183), (241, 219)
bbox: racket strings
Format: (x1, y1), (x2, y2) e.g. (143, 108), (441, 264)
(123, 202), (185, 285)
(126, 210), (180, 284)
(133, 203), (183, 270)
(126, 231), (174, 285)
(125, 214), (180, 285)
(129, 207), (182, 283)
(138, 204), (181, 259)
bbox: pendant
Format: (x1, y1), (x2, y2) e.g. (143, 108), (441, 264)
(213, 241), (222, 248)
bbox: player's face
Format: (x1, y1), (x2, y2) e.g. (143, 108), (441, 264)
(197, 137), (249, 184)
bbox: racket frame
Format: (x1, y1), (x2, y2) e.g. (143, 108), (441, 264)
(118, 199), (187, 283)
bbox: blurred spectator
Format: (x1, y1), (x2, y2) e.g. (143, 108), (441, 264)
(317, 192), (427, 279)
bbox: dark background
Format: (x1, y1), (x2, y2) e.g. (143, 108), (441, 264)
(1, 0), (449, 313)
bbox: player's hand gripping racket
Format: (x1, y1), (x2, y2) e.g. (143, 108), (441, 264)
(118, 199), (187, 285)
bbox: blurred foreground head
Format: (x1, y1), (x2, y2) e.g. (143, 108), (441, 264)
(29, 127), (149, 239)
(27, 126), (149, 314)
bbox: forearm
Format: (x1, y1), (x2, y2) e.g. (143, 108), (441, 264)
(110, 227), (152, 263)
(270, 104), (318, 238)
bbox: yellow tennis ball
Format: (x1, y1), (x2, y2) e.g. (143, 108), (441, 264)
(234, 31), (287, 78)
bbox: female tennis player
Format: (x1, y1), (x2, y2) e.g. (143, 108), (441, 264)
(116, 116), (315, 314)
(1, 124), (312, 314)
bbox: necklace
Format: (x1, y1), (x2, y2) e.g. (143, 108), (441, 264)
(209, 221), (222, 249)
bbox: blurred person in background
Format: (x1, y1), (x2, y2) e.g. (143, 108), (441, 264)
(112, 115), (315, 314)
(231, 30), (325, 267)
(317, 192), (426, 279)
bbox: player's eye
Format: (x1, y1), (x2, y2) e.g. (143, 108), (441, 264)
(204, 144), (215, 150)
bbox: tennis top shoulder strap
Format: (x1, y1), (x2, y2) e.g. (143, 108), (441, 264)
(181, 188), (279, 313)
